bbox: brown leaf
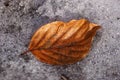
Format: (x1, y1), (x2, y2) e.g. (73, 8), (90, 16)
(22, 19), (101, 65)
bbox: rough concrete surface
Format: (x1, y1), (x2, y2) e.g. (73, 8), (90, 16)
(0, 0), (120, 80)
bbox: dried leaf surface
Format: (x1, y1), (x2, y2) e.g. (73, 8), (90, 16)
(28, 19), (100, 65)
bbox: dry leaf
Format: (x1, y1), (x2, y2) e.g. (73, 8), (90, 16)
(22, 19), (101, 65)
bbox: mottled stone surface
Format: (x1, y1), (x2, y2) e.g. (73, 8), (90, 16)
(0, 0), (120, 80)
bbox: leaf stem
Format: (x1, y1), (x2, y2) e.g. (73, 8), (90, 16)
(20, 49), (30, 55)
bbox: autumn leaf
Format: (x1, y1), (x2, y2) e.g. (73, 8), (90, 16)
(22, 19), (101, 65)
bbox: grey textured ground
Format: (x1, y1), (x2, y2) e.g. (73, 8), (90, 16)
(0, 0), (120, 80)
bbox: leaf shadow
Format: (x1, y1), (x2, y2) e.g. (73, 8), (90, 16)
(91, 28), (103, 50)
